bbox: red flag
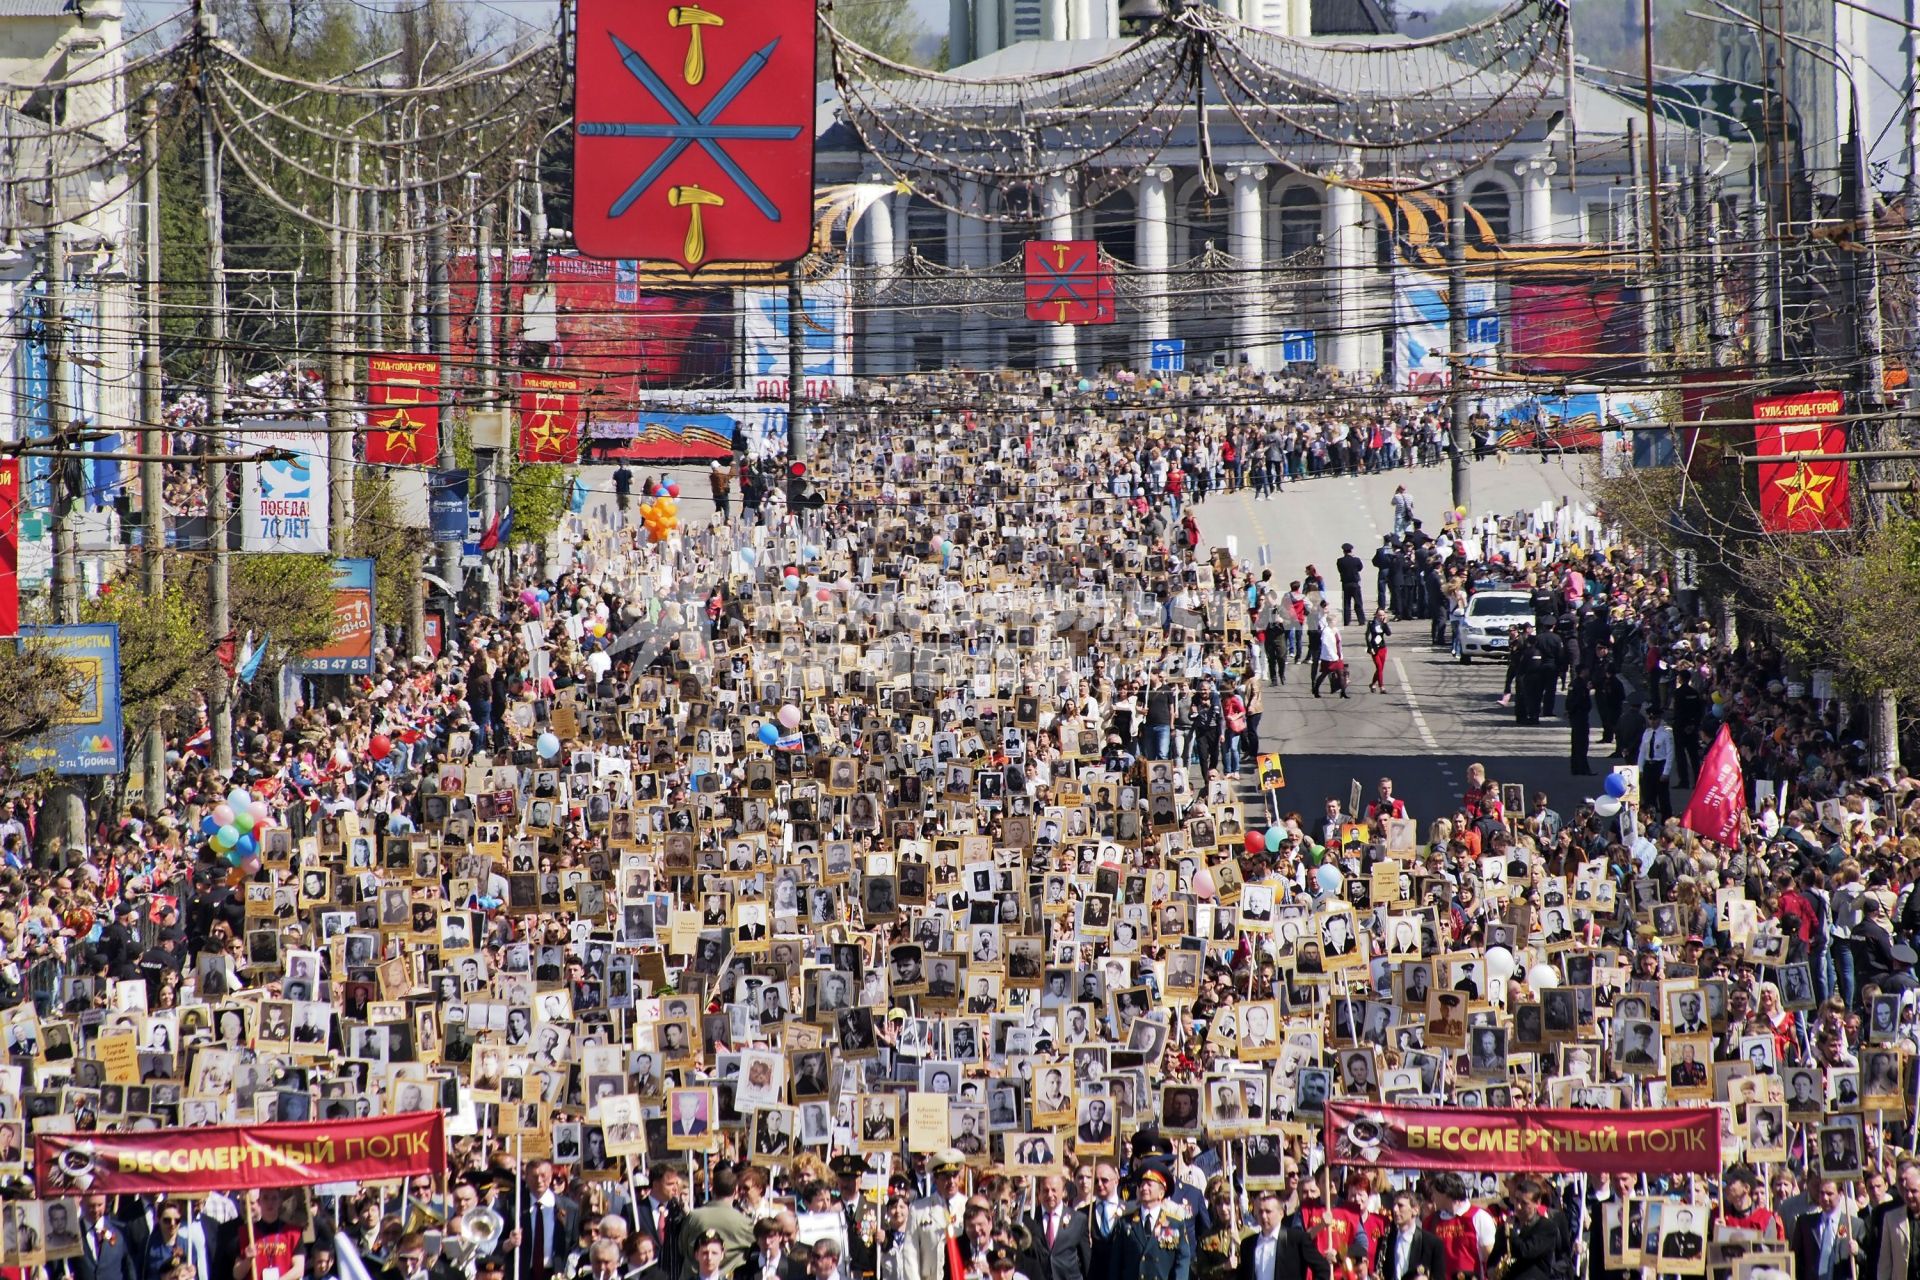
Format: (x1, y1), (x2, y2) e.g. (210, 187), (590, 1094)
(1682, 723), (1749, 847)
(1024, 240), (1116, 325)
(0, 458), (20, 638)
(518, 372), (584, 464)
(366, 354), (442, 467)
(1754, 391), (1849, 533)
(572, 0), (816, 268)
(477, 512), (503, 552)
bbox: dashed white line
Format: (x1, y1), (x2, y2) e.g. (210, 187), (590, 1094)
(1392, 654), (1442, 753)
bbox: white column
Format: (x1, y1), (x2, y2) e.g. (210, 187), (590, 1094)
(976, 0), (1000, 57)
(1042, 174), (1078, 372)
(1069, 0), (1092, 37)
(1326, 177), (1364, 373)
(957, 180), (990, 367)
(1228, 165), (1269, 370)
(865, 190), (898, 375)
(1135, 167), (1173, 367)
(1521, 159), (1558, 243)
(949, 0), (974, 65)
(1044, 0), (1068, 39)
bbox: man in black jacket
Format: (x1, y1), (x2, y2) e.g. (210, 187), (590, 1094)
(1237, 1190), (1330, 1280)
(1024, 1175), (1092, 1280)
(1497, 1179), (1564, 1280)
(1337, 545), (1366, 625)
(1375, 1192), (1446, 1280)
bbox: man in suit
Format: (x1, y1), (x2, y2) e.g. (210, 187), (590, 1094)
(1087, 1163), (1126, 1280)
(1078, 1101), (1114, 1146)
(635, 1165), (687, 1280)
(1372, 1192), (1443, 1280)
(678, 1167), (755, 1280)
(1025, 1176), (1092, 1280)
(1110, 1170), (1192, 1280)
(1797, 1175), (1862, 1280)
(1237, 1190), (1330, 1280)
(516, 1161), (582, 1280)
(742, 1217), (806, 1280)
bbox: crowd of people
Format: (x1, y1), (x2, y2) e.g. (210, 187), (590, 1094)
(0, 371), (1915, 1280)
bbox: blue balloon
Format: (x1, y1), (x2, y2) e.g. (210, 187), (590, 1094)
(216, 823), (240, 848)
(758, 723), (780, 746)
(1263, 826), (1286, 854)
(1604, 773), (1629, 798)
(200, 815), (219, 836)
(785, 576), (803, 591)
(535, 588), (551, 603)
(1316, 864), (1343, 895)
(235, 833), (258, 858)
(537, 732), (562, 760)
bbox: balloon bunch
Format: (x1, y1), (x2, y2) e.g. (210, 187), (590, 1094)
(518, 587), (552, 616)
(203, 786), (275, 876)
(640, 490), (680, 543)
(1593, 772), (1629, 818)
(756, 703), (803, 747)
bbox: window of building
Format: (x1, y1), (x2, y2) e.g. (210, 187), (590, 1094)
(1276, 186), (1321, 257)
(1468, 181), (1512, 243)
(913, 334), (947, 370)
(1092, 190), (1137, 265)
(906, 196), (948, 266)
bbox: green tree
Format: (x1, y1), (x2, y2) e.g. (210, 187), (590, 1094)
(81, 580), (218, 746)
(819, 0), (929, 77)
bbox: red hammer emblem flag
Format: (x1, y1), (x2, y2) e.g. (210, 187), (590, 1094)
(1024, 241), (1116, 325)
(573, 0), (816, 270)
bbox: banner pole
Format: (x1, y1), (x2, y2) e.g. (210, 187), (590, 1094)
(513, 1133), (524, 1280)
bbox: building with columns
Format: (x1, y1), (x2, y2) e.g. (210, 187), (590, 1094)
(817, 6), (1712, 380)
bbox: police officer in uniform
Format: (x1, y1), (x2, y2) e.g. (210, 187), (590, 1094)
(908, 1150), (968, 1280)
(833, 1154), (878, 1280)
(1111, 1169), (1193, 1280)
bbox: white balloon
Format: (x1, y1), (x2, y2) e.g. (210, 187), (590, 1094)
(1592, 794), (1623, 817)
(587, 652), (611, 678)
(1528, 963), (1561, 989)
(1485, 946), (1517, 984)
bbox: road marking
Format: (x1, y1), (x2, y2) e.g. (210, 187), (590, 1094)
(1393, 654), (1441, 753)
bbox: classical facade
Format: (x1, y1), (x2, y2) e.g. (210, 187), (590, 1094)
(816, 5), (1715, 379)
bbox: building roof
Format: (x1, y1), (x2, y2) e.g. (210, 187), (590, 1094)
(0, 0), (77, 15)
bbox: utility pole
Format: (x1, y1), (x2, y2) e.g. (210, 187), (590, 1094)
(1748, 165), (1773, 369)
(327, 183), (349, 554)
(1447, 177), (1471, 514)
(140, 99), (167, 796)
(475, 199), (501, 616)
(428, 209), (461, 606)
(201, 91), (233, 775)
(341, 142), (360, 537)
(45, 228), (79, 625)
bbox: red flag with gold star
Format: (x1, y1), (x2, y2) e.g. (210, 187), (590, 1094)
(518, 372), (584, 464)
(365, 354), (441, 467)
(1754, 391), (1849, 533)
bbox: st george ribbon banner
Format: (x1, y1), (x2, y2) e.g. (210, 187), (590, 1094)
(1324, 1103), (1721, 1175)
(35, 1112), (445, 1195)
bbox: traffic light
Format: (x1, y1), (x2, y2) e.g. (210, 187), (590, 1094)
(786, 460), (807, 510)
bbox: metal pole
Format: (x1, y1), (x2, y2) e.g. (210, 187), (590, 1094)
(1447, 177), (1471, 514)
(46, 228), (78, 625)
(1851, 108), (1889, 522)
(1641, 0), (1662, 260)
(475, 201), (501, 616)
(328, 178), (350, 554)
(1907, 0), (1919, 206)
(340, 142), (360, 536)
(787, 262), (807, 466)
(140, 99), (168, 796)
(202, 94), (233, 775)
(1748, 165), (1773, 368)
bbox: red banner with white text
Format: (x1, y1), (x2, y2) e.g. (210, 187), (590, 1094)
(36, 1112), (445, 1195)
(1754, 391), (1850, 533)
(1324, 1103), (1720, 1175)
(365, 354), (442, 467)
(518, 372), (584, 464)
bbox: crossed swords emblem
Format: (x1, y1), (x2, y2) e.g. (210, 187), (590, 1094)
(1032, 246), (1102, 321)
(578, 26), (804, 267)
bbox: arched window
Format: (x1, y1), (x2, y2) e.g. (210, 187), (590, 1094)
(1276, 186), (1321, 257)
(1468, 181), (1512, 244)
(906, 195), (948, 266)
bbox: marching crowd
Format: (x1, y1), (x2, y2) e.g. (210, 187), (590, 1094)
(0, 373), (1916, 1280)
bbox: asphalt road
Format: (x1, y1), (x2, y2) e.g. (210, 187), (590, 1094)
(1198, 452), (1615, 831)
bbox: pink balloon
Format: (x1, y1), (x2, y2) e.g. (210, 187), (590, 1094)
(249, 800), (271, 823)
(777, 704), (802, 730)
(212, 804), (234, 826)
(1191, 867), (1218, 900)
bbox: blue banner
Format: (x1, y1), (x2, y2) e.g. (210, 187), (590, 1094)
(17, 623), (123, 776)
(430, 470), (470, 542)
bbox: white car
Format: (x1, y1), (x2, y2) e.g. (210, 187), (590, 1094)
(1458, 591), (1535, 662)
